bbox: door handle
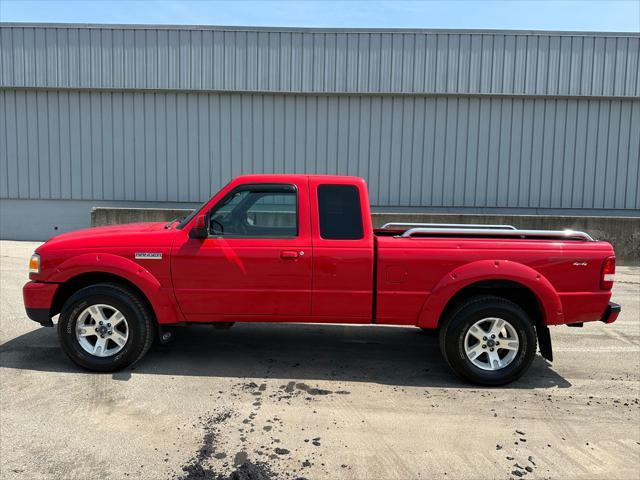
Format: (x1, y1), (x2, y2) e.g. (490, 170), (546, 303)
(280, 250), (300, 259)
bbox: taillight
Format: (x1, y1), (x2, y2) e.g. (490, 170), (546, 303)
(600, 256), (616, 290)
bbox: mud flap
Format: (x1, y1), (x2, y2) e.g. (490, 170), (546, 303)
(537, 324), (553, 362)
(157, 325), (177, 345)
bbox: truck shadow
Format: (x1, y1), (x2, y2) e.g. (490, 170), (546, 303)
(0, 322), (570, 389)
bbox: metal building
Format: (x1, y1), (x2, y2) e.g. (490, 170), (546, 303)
(1, 23), (639, 240)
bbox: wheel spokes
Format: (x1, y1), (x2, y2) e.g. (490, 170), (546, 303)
(76, 327), (95, 337)
(76, 304), (129, 358)
(111, 331), (127, 347)
(88, 305), (108, 324)
(109, 311), (125, 327)
(487, 350), (502, 369)
(465, 317), (520, 372)
(466, 343), (485, 360)
(499, 339), (519, 351)
(468, 323), (487, 341)
(490, 318), (505, 336)
(92, 336), (108, 356)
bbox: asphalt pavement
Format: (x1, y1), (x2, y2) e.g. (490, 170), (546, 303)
(1, 240), (638, 480)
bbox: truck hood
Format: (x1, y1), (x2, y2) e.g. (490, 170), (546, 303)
(38, 222), (176, 251)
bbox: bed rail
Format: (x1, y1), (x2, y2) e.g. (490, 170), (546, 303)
(380, 222), (517, 231)
(398, 227), (594, 241)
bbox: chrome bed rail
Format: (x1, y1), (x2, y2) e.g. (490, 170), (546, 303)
(398, 227), (594, 242)
(380, 222), (517, 230)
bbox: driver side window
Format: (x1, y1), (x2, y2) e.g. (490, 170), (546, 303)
(208, 185), (298, 238)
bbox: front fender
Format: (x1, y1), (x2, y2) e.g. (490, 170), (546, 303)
(49, 253), (182, 324)
(416, 260), (563, 328)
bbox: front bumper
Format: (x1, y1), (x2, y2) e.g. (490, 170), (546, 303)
(23, 281), (59, 327)
(601, 302), (621, 324)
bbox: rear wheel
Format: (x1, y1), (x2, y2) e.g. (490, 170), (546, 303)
(58, 283), (154, 372)
(439, 295), (537, 386)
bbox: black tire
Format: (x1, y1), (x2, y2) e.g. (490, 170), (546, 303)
(438, 295), (537, 386)
(58, 283), (154, 372)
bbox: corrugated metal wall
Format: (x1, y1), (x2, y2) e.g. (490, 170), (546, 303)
(2, 89), (639, 209)
(2, 25), (639, 96)
(1, 24), (639, 229)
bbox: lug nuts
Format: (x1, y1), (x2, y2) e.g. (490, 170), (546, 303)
(107, 323), (111, 327)
(99, 321), (103, 325)
(482, 345), (487, 349)
(108, 330), (112, 335)
(95, 328), (99, 332)
(490, 348), (494, 352)
(483, 336), (487, 341)
(496, 341), (500, 345)
(491, 334), (495, 339)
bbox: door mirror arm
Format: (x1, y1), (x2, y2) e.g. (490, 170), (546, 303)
(189, 214), (209, 239)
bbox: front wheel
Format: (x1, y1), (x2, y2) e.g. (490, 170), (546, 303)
(58, 283), (154, 372)
(439, 295), (537, 386)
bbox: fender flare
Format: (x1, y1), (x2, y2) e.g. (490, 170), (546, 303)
(416, 259), (564, 329)
(49, 253), (182, 324)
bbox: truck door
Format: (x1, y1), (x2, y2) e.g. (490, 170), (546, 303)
(309, 177), (374, 322)
(171, 180), (312, 320)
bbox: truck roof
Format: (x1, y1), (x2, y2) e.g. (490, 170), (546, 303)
(234, 173), (366, 183)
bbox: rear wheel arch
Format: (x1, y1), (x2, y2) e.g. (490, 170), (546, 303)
(437, 279), (545, 330)
(416, 260), (562, 329)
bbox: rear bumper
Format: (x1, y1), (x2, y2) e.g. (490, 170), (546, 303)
(600, 302), (621, 324)
(23, 281), (59, 327)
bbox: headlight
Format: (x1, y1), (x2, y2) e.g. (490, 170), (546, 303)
(29, 253), (40, 274)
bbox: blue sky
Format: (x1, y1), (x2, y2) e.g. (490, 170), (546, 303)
(0, 1), (638, 32)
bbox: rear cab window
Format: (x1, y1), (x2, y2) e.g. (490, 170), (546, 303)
(317, 184), (364, 240)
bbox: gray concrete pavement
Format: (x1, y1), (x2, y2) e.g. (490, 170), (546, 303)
(1, 240), (638, 480)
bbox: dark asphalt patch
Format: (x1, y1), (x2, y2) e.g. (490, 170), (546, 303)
(203, 380), (347, 479)
(276, 381), (350, 398)
(176, 411), (277, 480)
(224, 461), (275, 480)
(234, 452), (248, 467)
(295, 383), (332, 396)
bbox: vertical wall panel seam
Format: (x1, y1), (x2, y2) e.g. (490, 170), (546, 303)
(551, 100), (558, 207)
(535, 100), (544, 207)
(561, 99), (568, 206)
(622, 101), (632, 205)
(506, 98), (514, 205)
(615, 100), (624, 203)
(591, 101), (600, 208)
(601, 100), (612, 207)
(570, 98), (578, 204)
(517, 99), (525, 204)
(1, 92), (7, 196)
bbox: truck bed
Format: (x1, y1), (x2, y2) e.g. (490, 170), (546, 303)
(373, 223), (614, 328)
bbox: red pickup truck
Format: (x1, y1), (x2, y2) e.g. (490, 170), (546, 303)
(23, 174), (620, 385)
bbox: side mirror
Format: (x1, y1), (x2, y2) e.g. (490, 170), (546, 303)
(189, 214), (208, 239)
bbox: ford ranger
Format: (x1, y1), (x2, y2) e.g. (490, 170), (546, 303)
(23, 175), (620, 385)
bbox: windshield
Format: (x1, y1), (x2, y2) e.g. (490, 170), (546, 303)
(174, 204), (204, 229)
(175, 181), (233, 229)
